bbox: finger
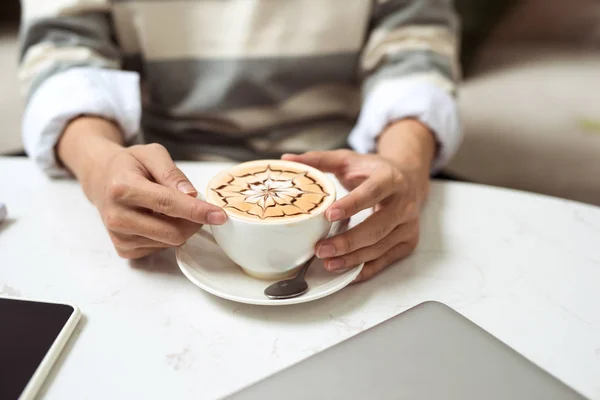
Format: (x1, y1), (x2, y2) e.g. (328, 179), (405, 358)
(108, 177), (226, 225)
(131, 143), (197, 196)
(326, 169), (397, 221)
(353, 238), (418, 283)
(109, 231), (168, 251)
(104, 207), (201, 246)
(282, 150), (353, 174)
(323, 220), (418, 271)
(316, 208), (399, 259)
(116, 246), (166, 260)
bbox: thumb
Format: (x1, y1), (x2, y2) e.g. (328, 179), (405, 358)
(133, 144), (198, 197)
(282, 149), (352, 174)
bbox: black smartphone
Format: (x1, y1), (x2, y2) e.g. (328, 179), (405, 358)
(0, 297), (81, 400)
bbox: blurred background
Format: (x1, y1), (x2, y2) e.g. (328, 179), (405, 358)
(1, 0), (599, 205)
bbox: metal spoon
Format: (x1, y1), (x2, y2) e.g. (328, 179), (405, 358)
(263, 256), (315, 300)
(264, 219), (350, 300)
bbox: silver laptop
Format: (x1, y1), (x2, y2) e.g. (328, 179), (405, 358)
(226, 301), (587, 400)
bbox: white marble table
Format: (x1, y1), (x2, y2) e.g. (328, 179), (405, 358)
(1, 157), (599, 399)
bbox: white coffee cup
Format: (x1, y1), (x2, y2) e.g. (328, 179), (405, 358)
(205, 160), (337, 280)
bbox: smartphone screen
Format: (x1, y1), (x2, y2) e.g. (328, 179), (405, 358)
(0, 297), (77, 400)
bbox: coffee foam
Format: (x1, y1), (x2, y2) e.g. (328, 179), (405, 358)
(207, 160), (333, 222)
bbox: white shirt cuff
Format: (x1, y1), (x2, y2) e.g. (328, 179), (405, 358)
(348, 79), (462, 173)
(22, 67), (142, 177)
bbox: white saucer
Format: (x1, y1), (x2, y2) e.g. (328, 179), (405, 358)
(176, 226), (364, 306)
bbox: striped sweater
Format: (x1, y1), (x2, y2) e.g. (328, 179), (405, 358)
(19, 0), (461, 176)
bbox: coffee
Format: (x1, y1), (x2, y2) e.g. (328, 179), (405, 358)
(205, 160), (336, 279)
(207, 160), (332, 222)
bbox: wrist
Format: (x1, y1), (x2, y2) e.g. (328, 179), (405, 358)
(56, 116), (125, 193)
(377, 119), (437, 170)
(376, 119), (437, 201)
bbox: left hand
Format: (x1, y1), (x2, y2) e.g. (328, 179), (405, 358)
(283, 123), (434, 282)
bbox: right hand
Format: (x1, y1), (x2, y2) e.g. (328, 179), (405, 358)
(84, 143), (227, 259)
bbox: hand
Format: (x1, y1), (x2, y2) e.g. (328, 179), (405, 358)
(282, 121), (435, 282)
(88, 143), (228, 258)
(57, 118), (227, 259)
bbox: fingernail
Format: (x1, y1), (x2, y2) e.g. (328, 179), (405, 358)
(177, 181), (197, 195)
(327, 258), (345, 271)
(207, 211), (227, 225)
(327, 208), (345, 222)
(317, 243), (336, 258)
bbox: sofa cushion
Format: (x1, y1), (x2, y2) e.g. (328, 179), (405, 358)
(0, 30), (23, 155)
(454, 0), (518, 74)
(488, 0), (600, 45)
(448, 44), (600, 205)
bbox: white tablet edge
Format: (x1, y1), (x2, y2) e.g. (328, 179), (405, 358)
(0, 296), (82, 400)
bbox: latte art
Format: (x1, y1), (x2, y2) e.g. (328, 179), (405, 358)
(210, 164), (330, 220)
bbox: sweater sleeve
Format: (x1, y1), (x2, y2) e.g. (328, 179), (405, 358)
(19, 1), (141, 177)
(348, 0), (462, 172)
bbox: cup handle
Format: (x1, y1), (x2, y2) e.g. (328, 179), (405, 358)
(193, 191), (213, 234)
(328, 218), (350, 238)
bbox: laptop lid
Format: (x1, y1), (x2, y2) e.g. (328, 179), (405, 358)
(226, 301), (587, 400)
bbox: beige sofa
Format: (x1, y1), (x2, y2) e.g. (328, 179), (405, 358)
(448, 0), (600, 206)
(0, 19), (22, 155)
(1, 0), (599, 205)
